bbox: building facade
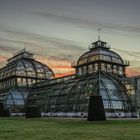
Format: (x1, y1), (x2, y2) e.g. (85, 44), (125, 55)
(27, 40), (132, 118)
(127, 76), (140, 117)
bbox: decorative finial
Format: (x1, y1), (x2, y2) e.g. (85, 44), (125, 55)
(24, 42), (27, 51)
(98, 28), (101, 40)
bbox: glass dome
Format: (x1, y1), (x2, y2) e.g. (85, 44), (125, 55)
(0, 51), (54, 89)
(73, 40), (130, 77)
(0, 49), (54, 113)
(77, 40), (124, 66)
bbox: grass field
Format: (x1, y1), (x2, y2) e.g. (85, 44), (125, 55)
(0, 117), (140, 140)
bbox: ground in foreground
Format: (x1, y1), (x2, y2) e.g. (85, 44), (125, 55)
(0, 117), (140, 140)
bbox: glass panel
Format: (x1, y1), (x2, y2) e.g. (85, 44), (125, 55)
(6, 94), (14, 106)
(88, 65), (93, 73)
(16, 61), (26, 76)
(113, 65), (117, 74)
(78, 68), (82, 75)
(94, 63), (99, 72)
(23, 60), (36, 77)
(107, 64), (112, 72)
(101, 63), (106, 72)
(118, 67), (123, 75)
(78, 58), (88, 65)
(82, 66), (87, 75)
(11, 91), (24, 105)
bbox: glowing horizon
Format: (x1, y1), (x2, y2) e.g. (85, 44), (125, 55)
(0, 49), (140, 78)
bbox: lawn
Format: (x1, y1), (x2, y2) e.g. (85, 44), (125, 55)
(0, 117), (140, 140)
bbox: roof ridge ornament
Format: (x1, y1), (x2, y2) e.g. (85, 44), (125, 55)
(98, 28), (101, 41)
(24, 42), (27, 52)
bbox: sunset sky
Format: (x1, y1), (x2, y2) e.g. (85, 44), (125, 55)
(0, 0), (140, 77)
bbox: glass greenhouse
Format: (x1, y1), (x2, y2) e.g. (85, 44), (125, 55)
(0, 49), (54, 113)
(27, 40), (132, 118)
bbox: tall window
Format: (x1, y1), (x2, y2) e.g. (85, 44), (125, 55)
(78, 68), (82, 75)
(118, 67), (123, 75)
(101, 63), (106, 72)
(88, 65), (93, 73)
(107, 64), (112, 72)
(94, 64), (99, 72)
(113, 65), (117, 73)
(82, 66), (87, 75)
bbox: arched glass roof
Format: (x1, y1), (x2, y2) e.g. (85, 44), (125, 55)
(80, 49), (122, 59)
(27, 72), (131, 116)
(77, 45), (124, 66)
(0, 51), (54, 80)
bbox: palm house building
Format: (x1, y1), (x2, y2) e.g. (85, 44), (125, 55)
(27, 39), (132, 118)
(0, 49), (54, 114)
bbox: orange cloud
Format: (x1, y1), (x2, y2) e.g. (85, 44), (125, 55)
(126, 68), (140, 77)
(36, 55), (75, 77)
(0, 55), (8, 67)
(55, 72), (75, 78)
(0, 56), (8, 62)
(51, 66), (73, 69)
(36, 55), (72, 66)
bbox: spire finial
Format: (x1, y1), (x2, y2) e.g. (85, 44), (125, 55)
(24, 42), (27, 51)
(98, 28), (101, 40)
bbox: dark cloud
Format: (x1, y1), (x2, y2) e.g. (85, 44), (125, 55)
(0, 26), (85, 60)
(30, 11), (140, 34)
(0, 44), (14, 52)
(0, 38), (23, 53)
(0, 38), (24, 45)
